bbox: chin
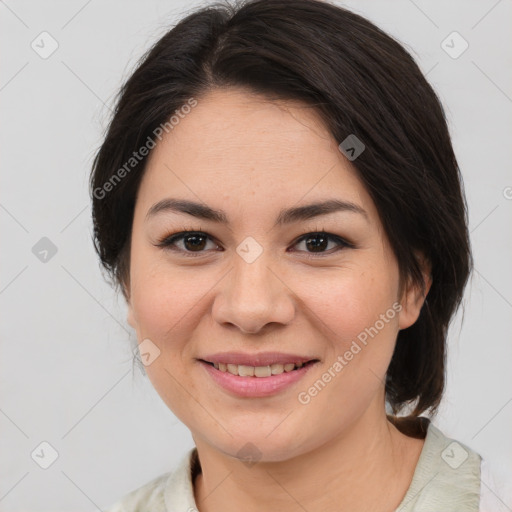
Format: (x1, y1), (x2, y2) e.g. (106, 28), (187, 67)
(194, 426), (315, 465)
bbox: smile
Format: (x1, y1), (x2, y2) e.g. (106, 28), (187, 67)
(203, 361), (314, 377)
(199, 359), (319, 398)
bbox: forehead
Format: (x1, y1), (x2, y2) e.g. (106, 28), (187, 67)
(137, 87), (371, 216)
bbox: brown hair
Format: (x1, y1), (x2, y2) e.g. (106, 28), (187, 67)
(90, 0), (472, 417)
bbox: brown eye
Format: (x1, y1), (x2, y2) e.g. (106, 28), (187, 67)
(304, 233), (329, 252)
(182, 233), (208, 251)
(292, 232), (353, 255)
(156, 231), (220, 256)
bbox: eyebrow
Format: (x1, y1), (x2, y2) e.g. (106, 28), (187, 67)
(145, 198), (368, 226)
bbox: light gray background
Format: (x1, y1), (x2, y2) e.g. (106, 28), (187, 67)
(1, 0), (511, 510)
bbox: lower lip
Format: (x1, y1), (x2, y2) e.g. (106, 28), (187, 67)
(199, 360), (318, 398)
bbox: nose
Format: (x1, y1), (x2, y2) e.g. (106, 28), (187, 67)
(212, 252), (295, 334)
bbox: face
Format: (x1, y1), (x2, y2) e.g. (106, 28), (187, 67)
(126, 88), (425, 462)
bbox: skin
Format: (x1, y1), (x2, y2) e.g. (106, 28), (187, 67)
(126, 87), (431, 512)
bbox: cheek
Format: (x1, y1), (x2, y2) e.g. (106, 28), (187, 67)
(130, 256), (211, 340)
(304, 270), (399, 384)
(297, 265), (399, 347)
(129, 263), (211, 410)
(129, 258), (220, 397)
(294, 266), (400, 406)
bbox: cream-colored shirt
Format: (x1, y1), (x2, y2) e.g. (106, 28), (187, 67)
(104, 422), (509, 511)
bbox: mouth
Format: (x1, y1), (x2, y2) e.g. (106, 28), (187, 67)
(197, 354), (320, 398)
(199, 359), (319, 377)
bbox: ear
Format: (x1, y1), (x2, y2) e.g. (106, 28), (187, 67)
(127, 301), (136, 329)
(398, 253), (432, 330)
(122, 281), (137, 330)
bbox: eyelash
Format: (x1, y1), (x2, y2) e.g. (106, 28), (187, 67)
(154, 226), (355, 258)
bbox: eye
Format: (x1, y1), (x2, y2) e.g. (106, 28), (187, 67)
(155, 230), (221, 256)
(290, 231), (354, 256)
(155, 229), (354, 258)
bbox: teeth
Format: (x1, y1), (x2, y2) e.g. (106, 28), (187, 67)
(238, 365), (255, 377)
(227, 364), (238, 375)
(271, 363), (284, 375)
(213, 361), (307, 377)
(254, 365), (271, 377)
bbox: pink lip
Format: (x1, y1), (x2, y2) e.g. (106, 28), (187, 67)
(200, 351), (317, 367)
(198, 359), (319, 398)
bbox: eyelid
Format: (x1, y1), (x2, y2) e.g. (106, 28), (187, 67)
(289, 231), (355, 254)
(154, 230), (222, 256)
(155, 228), (354, 257)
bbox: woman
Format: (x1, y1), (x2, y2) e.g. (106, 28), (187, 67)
(90, 0), (505, 510)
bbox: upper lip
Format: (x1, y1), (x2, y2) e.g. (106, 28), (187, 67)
(200, 352), (319, 367)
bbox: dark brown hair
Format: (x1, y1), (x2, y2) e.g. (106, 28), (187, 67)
(90, 0), (472, 418)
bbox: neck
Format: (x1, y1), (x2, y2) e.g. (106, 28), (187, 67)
(192, 404), (425, 512)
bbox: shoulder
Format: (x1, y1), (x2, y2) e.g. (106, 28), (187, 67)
(396, 420), (483, 511)
(104, 472), (171, 512)
(398, 420), (512, 512)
